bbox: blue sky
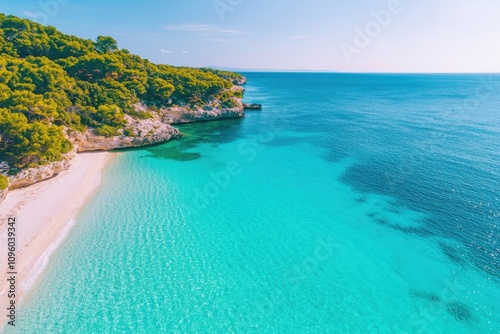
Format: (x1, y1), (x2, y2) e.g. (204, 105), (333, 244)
(1, 0), (500, 72)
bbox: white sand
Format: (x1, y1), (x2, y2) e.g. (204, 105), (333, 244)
(0, 152), (114, 327)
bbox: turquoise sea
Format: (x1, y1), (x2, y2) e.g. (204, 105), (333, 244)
(5, 73), (500, 333)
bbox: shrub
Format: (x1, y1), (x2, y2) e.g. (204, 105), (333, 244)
(61, 139), (73, 154)
(127, 109), (153, 119)
(0, 175), (8, 190)
(123, 127), (137, 137)
(95, 125), (119, 137)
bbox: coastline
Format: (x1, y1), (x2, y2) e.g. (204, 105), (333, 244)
(0, 152), (114, 329)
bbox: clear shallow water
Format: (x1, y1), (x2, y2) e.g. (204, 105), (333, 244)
(5, 73), (500, 333)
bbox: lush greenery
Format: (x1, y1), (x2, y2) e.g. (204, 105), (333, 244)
(0, 14), (244, 172)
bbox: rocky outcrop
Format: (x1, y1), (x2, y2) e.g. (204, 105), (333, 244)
(8, 147), (77, 190)
(233, 77), (247, 85)
(159, 94), (245, 124)
(160, 105), (245, 124)
(69, 114), (180, 152)
(142, 83), (257, 125)
(231, 85), (245, 93)
(243, 103), (262, 110)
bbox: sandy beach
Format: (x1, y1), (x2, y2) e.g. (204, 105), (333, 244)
(0, 152), (114, 328)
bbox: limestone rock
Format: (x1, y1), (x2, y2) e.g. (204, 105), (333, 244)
(161, 105), (244, 124)
(69, 114), (180, 152)
(233, 77), (247, 85)
(160, 96), (245, 124)
(243, 103), (262, 110)
(8, 147), (77, 190)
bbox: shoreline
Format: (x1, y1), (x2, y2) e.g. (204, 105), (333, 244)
(0, 152), (115, 329)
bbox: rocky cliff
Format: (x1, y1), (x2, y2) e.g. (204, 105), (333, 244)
(233, 77), (247, 85)
(69, 114), (181, 152)
(7, 147), (77, 190)
(160, 92), (245, 124)
(243, 103), (262, 110)
(160, 105), (244, 124)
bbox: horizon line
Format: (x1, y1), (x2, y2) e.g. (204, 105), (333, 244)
(206, 67), (500, 75)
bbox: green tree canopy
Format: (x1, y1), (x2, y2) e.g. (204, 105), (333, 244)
(94, 36), (118, 53)
(0, 13), (244, 172)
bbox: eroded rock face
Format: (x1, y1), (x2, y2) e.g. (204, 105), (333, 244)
(154, 89), (245, 124)
(160, 98), (244, 124)
(161, 106), (245, 124)
(69, 115), (181, 152)
(8, 147), (77, 190)
(233, 77), (247, 85)
(243, 103), (262, 110)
